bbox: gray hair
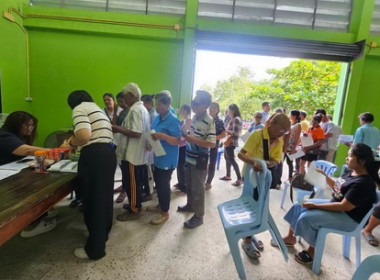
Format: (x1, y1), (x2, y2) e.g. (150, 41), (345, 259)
(123, 83), (141, 99)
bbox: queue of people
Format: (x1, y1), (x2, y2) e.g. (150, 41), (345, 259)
(2, 90), (380, 268)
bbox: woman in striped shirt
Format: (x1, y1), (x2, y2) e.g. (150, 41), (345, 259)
(66, 90), (116, 260)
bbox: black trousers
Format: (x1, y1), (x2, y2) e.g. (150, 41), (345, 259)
(285, 154), (294, 179)
(176, 146), (187, 192)
(78, 143), (116, 260)
(120, 160), (146, 213)
(224, 146), (242, 180)
(154, 167), (174, 212)
(206, 144), (218, 184)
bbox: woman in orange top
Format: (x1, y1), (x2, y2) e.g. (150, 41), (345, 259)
(299, 114), (325, 174)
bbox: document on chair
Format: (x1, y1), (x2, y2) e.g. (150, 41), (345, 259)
(300, 134), (314, 147)
(304, 161), (326, 188)
(143, 130), (166, 157)
(286, 146), (305, 161)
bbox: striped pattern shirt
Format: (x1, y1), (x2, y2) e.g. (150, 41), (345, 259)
(186, 113), (216, 165)
(72, 102), (113, 147)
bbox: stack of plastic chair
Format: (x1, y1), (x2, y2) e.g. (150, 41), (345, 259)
(280, 160), (338, 209)
(312, 200), (379, 274)
(216, 146), (224, 170)
(351, 254), (380, 280)
(218, 158), (288, 280)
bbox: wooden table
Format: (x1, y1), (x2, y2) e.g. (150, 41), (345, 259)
(0, 168), (77, 246)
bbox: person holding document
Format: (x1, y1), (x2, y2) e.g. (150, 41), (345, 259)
(146, 91), (180, 225)
(275, 143), (379, 267)
(284, 110), (302, 181)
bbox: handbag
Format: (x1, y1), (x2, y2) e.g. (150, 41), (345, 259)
(224, 135), (233, 147)
(305, 146), (320, 155)
(289, 173), (315, 203)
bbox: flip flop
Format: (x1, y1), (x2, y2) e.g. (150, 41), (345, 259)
(241, 241), (261, 259)
(251, 236), (264, 251)
(294, 250), (313, 265)
(270, 239), (295, 247)
(362, 232), (379, 247)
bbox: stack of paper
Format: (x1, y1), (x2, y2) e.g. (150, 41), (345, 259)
(301, 134), (314, 147)
(286, 146), (305, 160)
(304, 161), (327, 189)
(338, 135), (353, 143)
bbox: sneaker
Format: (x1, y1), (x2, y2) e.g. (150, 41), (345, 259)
(20, 218), (57, 238)
(74, 247), (89, 259)
(177, 204), (193, 213)
(116, 211), (141, 222)
(150, 213), (169, 225)
(205, 183), (212, 190)
(184, 215), (203, 229)
(146, 205), (161, 212)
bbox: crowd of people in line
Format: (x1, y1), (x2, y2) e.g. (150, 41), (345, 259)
(1, 86), (380, 267)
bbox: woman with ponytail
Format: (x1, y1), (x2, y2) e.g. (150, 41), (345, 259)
(275, 143), (378, 267)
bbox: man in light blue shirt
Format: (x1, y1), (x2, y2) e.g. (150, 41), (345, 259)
(353, 112), (380, 150)
(261, 101), (271, 124)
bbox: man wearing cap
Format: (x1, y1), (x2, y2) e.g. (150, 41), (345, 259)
(113, 82), (150, 221)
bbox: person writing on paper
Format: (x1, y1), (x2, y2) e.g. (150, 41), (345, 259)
(65, 90), (117, 260)
(113, 83), (150, 221)
(275, 143), (379, 266)
(237, 113), (291, 259)
(0, 111), (55, 238)
(299, 114), (325, 174)
(146, 91), (181, 225)
(0, 111), (47, 165)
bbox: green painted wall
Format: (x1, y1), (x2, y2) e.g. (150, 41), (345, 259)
(0, 0), (30, 114)
(28, 29), (182, 144)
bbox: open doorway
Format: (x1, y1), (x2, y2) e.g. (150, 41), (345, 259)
(193, 50), (347, 125)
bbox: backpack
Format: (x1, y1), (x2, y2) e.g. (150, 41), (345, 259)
(290, 173), (315, 203)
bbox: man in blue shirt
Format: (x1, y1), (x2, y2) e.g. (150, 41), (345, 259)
(148, 90), (181, 225)
(353, 112), (380, 150)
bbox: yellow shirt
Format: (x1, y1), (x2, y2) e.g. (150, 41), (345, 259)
(242, 128), (283, 163)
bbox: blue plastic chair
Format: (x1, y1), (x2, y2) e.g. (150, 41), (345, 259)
(351, 254), (380, 280)
(216, 146), (224, 170)
(312, 202), (378, 274)
(218, 158), (288, 280)
(280, 160), (338, 208)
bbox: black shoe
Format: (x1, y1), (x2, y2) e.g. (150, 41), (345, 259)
(69, 199), (81, 208)
(122, 203), (142, 212)
(177, 204), (193, 213)
(184, 215), (203, 229)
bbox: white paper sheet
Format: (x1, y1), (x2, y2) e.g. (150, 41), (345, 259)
(286, 146), (305, 160)
(0, 169), (20, 180)
(0, 156), (34, 171)
(143, 130), (166, 157)
(301, 134), (314, 147)
(304, 161), (327, 188)
(338, 134), (353, 143)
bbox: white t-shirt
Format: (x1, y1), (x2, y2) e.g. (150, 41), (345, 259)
(72, 102), (113, 147)
(117, 101), (150, 166)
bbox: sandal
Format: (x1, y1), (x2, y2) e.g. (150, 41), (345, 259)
(251, 236), (264, 251)
(20, 218), (57, 238)
(362, 232), (379, 247)
(219, 176), (232, 181)
(270, 239), (295, 247)
(294, 250), (313, 265)
(241, 241), (261, 259)
(116, 191), (127, 203)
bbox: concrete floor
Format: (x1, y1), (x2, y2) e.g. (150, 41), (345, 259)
(1, 162), (380, 280)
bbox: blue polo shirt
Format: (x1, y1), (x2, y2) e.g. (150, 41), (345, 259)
(353, 124), (380, 150)
(152, 111), (181, 170)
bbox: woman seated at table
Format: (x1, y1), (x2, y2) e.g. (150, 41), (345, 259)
(0, 111), (55, 238)
(276, 143), (379, 266)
